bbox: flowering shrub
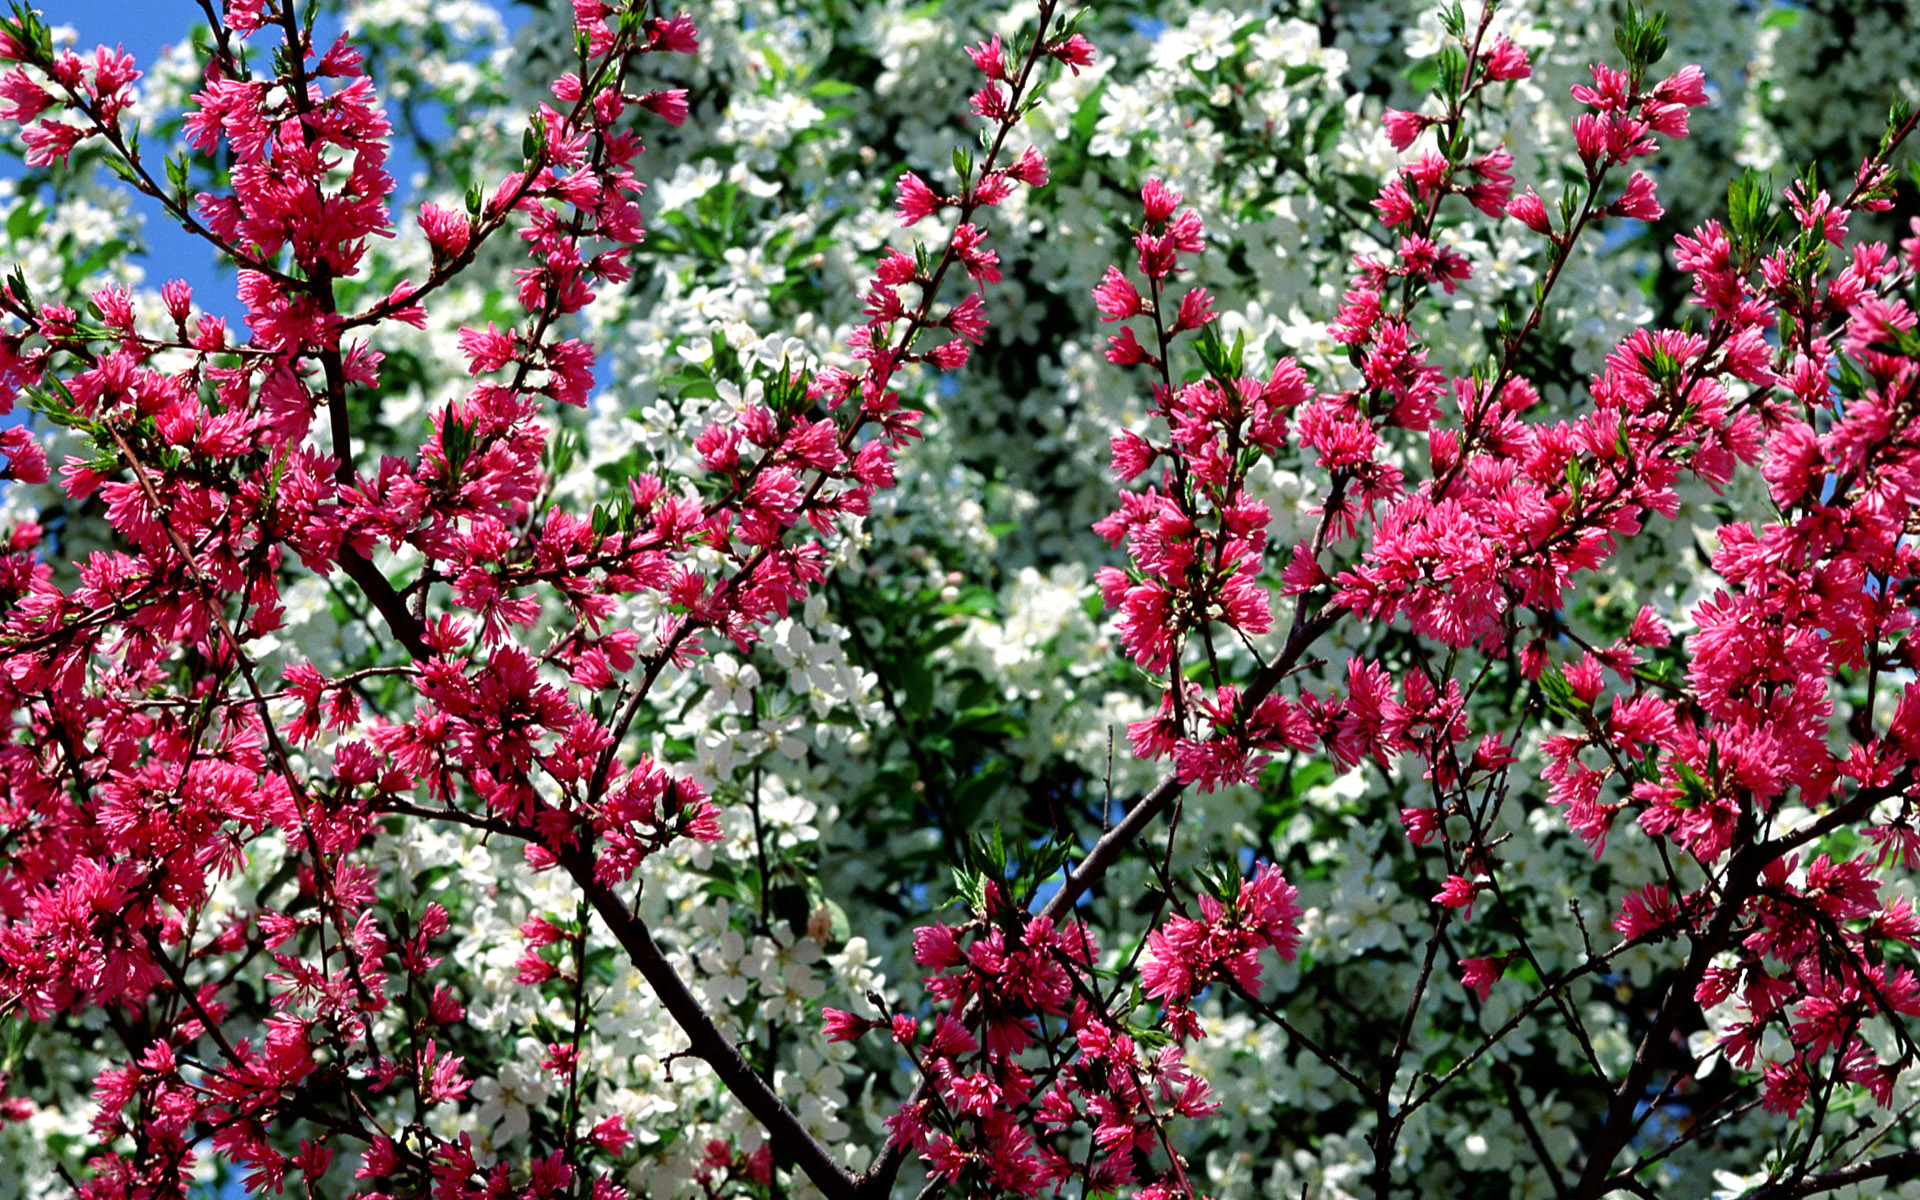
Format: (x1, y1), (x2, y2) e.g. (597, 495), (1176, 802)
(0, 0), (1919, 1198)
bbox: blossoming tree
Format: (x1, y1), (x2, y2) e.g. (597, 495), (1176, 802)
(0, 0), (1918, 1198)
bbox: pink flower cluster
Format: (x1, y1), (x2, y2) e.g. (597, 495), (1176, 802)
(1092, 181), (1326, 793)
(0, 38), (139, 166)
(1089, 0), (1920, 1136)
(1140, 864), (1302, 1039)
(1699, 856), (1920, 1115)
(839, 882), (1219, 1198)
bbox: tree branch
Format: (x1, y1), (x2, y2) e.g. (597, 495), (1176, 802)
(555, 847), (860, 1200)
(1037, 606), (1341, 926)
(1739, 1150), (1920, 1200)
(337, 544), (432, 661)
(1572, 845), (1759, 1198)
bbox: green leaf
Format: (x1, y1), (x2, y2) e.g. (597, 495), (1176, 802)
(1192, 321), (1242, 382)
(1311, 103), (1344, 159)
(954, 709), (1027, 737)
(1071, 81), (1107, 146)
(984, 825), (1007, 879)
(1436, 45), (1468, 100)
(951, 864), (987, 914)
(1536, 657), (1587, 716)
(60, 238), (129, 290)
(4, 199), (42, 241)
(442, 405), (477, 482)
(165, 152), (191, 198)
(1672, 758), (1710, 808)
(900, 660), (934, 718)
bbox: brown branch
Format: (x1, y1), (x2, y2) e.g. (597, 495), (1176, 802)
(1739, 1150), (1920, 1200)
(1493, 1060), (1571, 1200)
(373, 797), (855, 1197)
(336, 544), (431, 661)
(554, 846), (860, 1200)
(1038, 606), (1342, 927)
(1571, 842), (1760, 1198)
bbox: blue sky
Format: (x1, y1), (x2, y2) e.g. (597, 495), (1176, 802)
(34, 3), (242, 315)
(39, 3), (188, 72)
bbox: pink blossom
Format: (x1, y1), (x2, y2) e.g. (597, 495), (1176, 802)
(0, 410), (47, 480)
(1652, 64), (1709, 107)
(1092, 266), (1143, 321)
(1608, 171), (1664, 221)
(1613, 883), (1678, 941)
(648, 11), (699, 53)
(20, 117), (83, 167)
(1506, 188), (1551, 234)
(1787, 179), (1848, 245)
(822, 1008), (871, 1042)
(967, 35), (1007, 80)
(1400, 806), (1441, 846)
(1110, 430), (1156, 480)
(1572, 112), (1609, 162)
(1049, 34), (1095, 75)
(1464, 146), (1514, 217)
(969, 83), (1009, 121)
(590, 1114), (634, 1155)
(0, 67), (50, 122)
(1007, 145), (1050, 186)
(1433, 875), (1479, 918)
(1372, 178), (1417, 227)
(160, 278), (193, 322)
(640, 88), (689, 125)
(1479, 34), (1531, 81)
(1171, 287), (1215, 333)
(1106, 325), (1153, 366)
(1459, 955), (1507, 1001)
(419, 202), (472, 259)
(1141, 178), (1180, 223)
(1383, 108), (1430, 151)
(895, 171), (941, 225)
(1571, 63), (1632, 113)
(945, 292), (989, 344)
